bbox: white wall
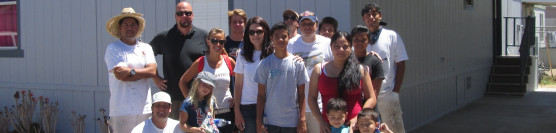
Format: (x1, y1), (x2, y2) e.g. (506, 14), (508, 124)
(350, 0), (493, 130)
(0, 0), (226, 132)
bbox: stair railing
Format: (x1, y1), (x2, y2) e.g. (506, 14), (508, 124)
(519, 16), (535, 86)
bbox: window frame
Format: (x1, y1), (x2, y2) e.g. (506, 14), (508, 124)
(0, 0), (23, 57)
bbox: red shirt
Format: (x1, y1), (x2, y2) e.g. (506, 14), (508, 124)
(318, 66), (363, 123)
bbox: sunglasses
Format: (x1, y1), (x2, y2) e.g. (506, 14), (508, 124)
(283, 16), (297, 21)
(176, 11), (193, 16)
(210, 38), (226, 45)
(248, 30), (264, 36)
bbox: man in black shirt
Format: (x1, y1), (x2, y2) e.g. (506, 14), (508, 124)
(351, 25), (384, 97)
(149, 1), (208, 119)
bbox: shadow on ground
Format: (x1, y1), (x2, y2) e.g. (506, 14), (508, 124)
(410, 90), (556, 133)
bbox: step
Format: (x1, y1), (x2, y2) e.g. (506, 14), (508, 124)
(490, 74), (528, 83)
(487, 83), (526, 94)
(494, 56), (532, 66)
(492, 66), (530, 75)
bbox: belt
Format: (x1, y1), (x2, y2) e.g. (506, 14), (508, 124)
(213, 108), (231, 115)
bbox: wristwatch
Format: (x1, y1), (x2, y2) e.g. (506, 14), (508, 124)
(129, 69), (136, 77)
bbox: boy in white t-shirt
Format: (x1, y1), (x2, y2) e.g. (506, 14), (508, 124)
(287, 10), (334, 133)
(362, 3), (409, 133)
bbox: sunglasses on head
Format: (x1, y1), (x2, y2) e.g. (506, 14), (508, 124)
(176, 11), (193, 16)
(283, 16), (297, 21)
(248, 30), (264, 36)
(210, 38), (226, 44)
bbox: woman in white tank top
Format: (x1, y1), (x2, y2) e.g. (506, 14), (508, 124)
(178, 28), (237, 132)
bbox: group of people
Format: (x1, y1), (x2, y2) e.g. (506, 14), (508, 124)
(104, 1), (408, 133)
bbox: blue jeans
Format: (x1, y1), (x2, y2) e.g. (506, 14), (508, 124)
(240, 104), (257, 133)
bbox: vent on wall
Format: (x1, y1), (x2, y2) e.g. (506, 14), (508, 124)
(464, 0), (474, 10)
(464, 0), (473, 7)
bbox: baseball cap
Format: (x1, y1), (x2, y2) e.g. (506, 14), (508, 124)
(299, 10), (318, 23)
(152, 92), (172, 104)
(197, 71), (216, 88)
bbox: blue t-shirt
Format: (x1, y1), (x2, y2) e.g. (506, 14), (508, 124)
(180, 98), (219, 133)
(331, 125), (349, 133)
(253, 54), (309, 127)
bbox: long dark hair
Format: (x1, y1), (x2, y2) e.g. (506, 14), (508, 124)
(241, 16), (273, 62)
(331, 31), (362, 98)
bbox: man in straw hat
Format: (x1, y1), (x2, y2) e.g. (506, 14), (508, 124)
(104, 7), (157, 133)
(149, 1), (208, 120)
(132, 92), (180, 133)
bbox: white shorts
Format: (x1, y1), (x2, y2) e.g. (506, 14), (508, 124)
(377, 91), (405, 133)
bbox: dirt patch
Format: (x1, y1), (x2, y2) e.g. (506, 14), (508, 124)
(539, 84), (556, 88)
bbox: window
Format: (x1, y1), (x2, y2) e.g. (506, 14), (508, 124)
(0, 0), (22, 57)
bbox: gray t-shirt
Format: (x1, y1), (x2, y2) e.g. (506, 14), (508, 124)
(253, 54), (309, 127)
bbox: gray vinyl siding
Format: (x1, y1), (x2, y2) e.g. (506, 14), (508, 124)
(1, 0), (497, 132)
(0, 0), (178, 133)
(350, 0), (493, 130)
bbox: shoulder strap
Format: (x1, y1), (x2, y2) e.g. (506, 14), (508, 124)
(222, 53), (234, 75)
(197, 54), (234, 75)
(196, 56), (205, 73)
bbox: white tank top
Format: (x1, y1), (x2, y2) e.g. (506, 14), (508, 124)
(202, 56), (232, 109)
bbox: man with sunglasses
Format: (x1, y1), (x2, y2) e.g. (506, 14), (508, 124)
(283, 9), (300, 39)
(361, 3), (408, 133)
(287, 10), (334, 133)
(149, 1), (208, 120)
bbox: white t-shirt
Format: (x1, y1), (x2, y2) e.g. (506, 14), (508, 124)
(287, 34), (333, 112)
(202, 56), (232, 109)
(131, 118), (181, 133)
(233, 51), (262, 104)
(104, 40), (156, 116)
(366, 28), (409, 93)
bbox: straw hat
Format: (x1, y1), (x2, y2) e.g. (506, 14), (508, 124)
(105, 7), (145, 38)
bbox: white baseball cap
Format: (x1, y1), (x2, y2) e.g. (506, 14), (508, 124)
(152, 92), (172, 104)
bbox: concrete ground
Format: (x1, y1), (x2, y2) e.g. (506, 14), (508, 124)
(410, 88), (556, 133)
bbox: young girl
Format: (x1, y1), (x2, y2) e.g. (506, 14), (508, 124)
(179, 71), (220, 133)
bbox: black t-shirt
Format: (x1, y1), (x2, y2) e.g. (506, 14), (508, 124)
(149, 25), (208, 100)
(224, 36), (242, 60)
(357, 54), (385, 80)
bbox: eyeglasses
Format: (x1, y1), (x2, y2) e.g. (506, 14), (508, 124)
(210, 38), (226, 45)
(176, 11), (193, 16)
(283, 16), (297, 21)
(248, 30), (264, 36)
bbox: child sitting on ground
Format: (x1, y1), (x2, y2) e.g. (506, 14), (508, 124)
(355, 108), (393, 133)
(326, 98), (350, 133)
